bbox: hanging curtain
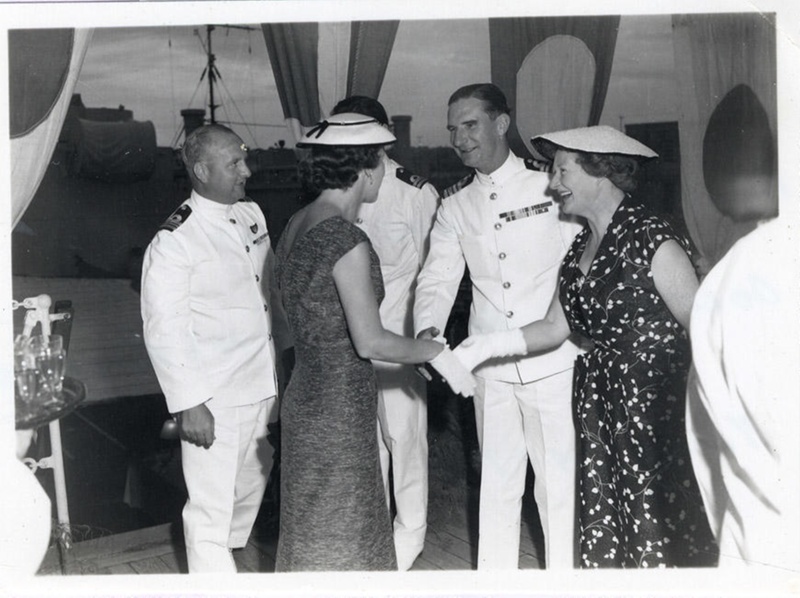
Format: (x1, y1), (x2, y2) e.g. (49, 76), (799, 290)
(262, 22), (321, 143)
(346, 21), (399, 99)
(9, 28), (93, 228)
(262, 20), (399, 144)
(672, 13), (777, 272)
(316, 22), (351, 119)
(489, 16), (620, 158)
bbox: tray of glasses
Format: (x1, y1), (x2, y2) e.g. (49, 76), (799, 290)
(15, 376), (86, 430)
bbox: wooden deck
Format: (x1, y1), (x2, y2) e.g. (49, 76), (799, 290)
(36, 496), (545, 574)
(33, 402), (546, 575)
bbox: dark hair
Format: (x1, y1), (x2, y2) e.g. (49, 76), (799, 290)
(331, 96), (389, 126)
(574, 152), (641, 193)
(298, 146), (382, 200)
(448, 83), (511, 119)
(181, 124), (239, 172)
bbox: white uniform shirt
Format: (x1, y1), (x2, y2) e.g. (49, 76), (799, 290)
(687, 217), (800, 569)
(414, 152), (582, 383)
(141, 191), (278, 413)
(355, 155), (438, 340)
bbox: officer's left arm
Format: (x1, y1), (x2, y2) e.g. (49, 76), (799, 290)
(262, 242), (294, 394)
(652, 239), (700, 330)
(264, 245), (293, 353)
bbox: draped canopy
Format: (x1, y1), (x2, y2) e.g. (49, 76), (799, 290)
(673, 13), (777, 271)
(9, 28), (93, 229)
(7, 16), (780, 271)
(489, 16), (621, 158)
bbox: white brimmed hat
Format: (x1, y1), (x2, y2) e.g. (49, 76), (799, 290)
(531, 125), (658, 160)
(297, 112), (396, 147)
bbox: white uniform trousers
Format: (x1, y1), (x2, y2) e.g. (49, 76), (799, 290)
(473, 371), (576, 570)
(375, 364), (428, 571)
(181, 397), (277, 573)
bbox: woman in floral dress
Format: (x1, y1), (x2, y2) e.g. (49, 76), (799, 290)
(454, 126), (716, 568)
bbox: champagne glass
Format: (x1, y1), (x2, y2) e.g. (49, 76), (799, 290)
(37, 348), (66, 396)
(14, 336), (39, 404)
(29, 334), (66, 399)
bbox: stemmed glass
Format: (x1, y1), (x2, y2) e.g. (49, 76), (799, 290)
(14, 336), (39, 404)
(25, 334), (66, 403)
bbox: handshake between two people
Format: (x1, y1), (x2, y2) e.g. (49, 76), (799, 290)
(419, 327), (528, 398)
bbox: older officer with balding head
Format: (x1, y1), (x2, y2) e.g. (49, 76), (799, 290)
(142, 124), (285, 573)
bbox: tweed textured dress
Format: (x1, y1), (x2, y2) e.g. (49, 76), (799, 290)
(274, 216), (396, 571)
(559, 198), (717, 568)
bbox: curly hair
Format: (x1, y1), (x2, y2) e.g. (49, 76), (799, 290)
(298, 146), (382, 200)
(574, 151), (641, 193)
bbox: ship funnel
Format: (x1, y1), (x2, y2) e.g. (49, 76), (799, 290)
(181, 109), (206, 138)
(391, 115), (411, 149)
(390, 115), (412, 164)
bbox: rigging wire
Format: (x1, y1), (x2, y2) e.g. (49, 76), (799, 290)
(171, 24), (283, 148)
(169, 28), (208, 147)
(167, 27), (181, 148)
(212, 64), (259, 147)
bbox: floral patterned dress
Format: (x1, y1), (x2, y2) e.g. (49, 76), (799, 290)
(558, 197), (717, 568)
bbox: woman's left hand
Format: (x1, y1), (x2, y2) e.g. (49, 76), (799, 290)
(453, 328), (528, 371)
(429, 345), (477, 397)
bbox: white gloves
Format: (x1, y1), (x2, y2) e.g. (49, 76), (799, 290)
(453, 328), (528, 371)
(428, 345), (477, 397)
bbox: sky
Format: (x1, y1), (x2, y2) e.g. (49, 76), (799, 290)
(70, 15), (676, 150)
(71, 20), (491, 149)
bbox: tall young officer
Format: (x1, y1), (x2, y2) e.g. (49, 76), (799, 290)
(414, 84), (582, 569)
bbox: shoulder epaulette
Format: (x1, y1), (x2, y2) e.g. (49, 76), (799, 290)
(524, 158), (550, 173)
(442, 172), (475, 199)
(395, 167), (429, 189)
(159, 204), (192, 232)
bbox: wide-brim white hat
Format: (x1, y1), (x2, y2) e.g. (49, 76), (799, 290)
(531, 125), (658, 160)
(297, 112), (396, 147)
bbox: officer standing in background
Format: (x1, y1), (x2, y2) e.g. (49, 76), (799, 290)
(414, 84), (582, 570)
(330, 96), (439, 571)
(141, 124), (285, 573)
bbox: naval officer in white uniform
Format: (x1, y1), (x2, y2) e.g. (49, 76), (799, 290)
(330, 96), (439, 571)
(414, 84), (582, 569)
(141, 124), (284, 573)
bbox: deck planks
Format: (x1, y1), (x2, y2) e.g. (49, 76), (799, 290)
(37, 508), (545, 575)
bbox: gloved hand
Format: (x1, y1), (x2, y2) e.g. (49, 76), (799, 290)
(428, 345), (477, 397)
(453, 328), (527, 371)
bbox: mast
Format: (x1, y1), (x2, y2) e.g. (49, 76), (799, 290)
(207, 25), (218, 125)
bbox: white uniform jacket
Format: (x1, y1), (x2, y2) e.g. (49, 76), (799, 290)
(414, 152), (582, 383)
(355, 155), (439, 356)
(141, 191), (278, 414)
(687, 217), (800, 569)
